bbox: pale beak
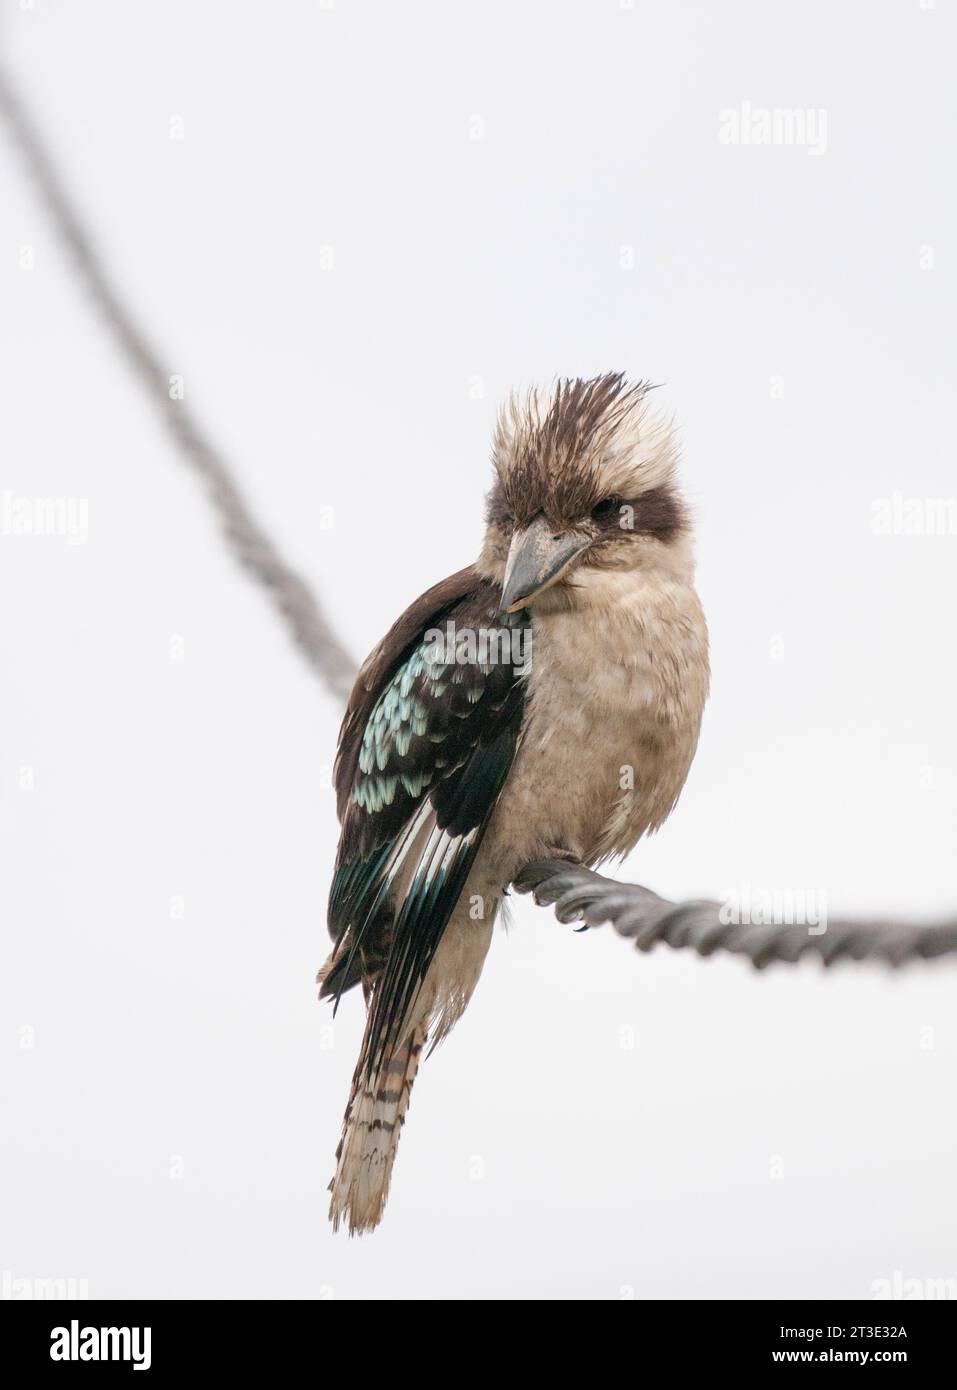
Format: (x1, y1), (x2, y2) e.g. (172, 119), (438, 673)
(499, 515), (591, 614)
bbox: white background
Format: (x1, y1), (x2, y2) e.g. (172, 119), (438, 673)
(2, 0), (956, 1300)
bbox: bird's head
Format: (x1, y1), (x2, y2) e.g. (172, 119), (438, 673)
(479, 373), (691, 615)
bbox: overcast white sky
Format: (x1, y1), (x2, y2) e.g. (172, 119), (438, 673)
(2, 0), (956, 1300)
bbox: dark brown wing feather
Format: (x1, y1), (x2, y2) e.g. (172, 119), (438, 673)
(322, 567), (528, 1071)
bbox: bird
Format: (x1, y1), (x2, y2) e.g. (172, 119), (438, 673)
(319, 372), (709, 1234)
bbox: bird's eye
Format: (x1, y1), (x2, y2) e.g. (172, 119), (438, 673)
(591, 496), (622, 521)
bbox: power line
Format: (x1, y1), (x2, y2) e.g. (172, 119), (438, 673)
(516, 860), (957, 969)
(0, 63), (356, 703)
(5, 63), (956, 972)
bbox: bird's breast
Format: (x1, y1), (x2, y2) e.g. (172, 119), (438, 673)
(483, 570), (709, 874)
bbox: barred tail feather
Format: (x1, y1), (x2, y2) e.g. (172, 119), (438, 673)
(328, 1021), (426, 1235)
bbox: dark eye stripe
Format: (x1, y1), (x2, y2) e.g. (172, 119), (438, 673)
(592, 487), (686, 542)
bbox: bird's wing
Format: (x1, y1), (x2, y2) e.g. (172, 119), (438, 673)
(323, 565), (528, 1070)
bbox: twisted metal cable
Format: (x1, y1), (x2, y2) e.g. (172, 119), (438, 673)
(6, 61), (957, 972)
(0, 62), (356, 703)
(515, 860), (957, 970)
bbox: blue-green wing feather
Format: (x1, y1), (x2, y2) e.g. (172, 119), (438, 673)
(323, 572), (528, 1069)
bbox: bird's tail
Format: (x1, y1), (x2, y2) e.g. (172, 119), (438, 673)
(328, 1019), (426, 1235)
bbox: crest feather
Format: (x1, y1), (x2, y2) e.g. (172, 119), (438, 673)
(490, 373), (677, 525)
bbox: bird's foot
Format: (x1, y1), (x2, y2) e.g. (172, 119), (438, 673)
(543, 848), (589, 930)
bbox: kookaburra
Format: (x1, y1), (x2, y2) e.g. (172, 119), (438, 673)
(320, 373), (709, 1233)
